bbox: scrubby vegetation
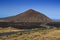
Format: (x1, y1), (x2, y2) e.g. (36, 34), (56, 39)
(0, 28), (60, 40)
(0, 27), (20, 33)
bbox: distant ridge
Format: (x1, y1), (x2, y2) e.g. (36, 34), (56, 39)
(0, 9), (52, 22)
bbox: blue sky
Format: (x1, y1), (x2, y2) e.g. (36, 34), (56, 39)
(0, 0), (60, 19)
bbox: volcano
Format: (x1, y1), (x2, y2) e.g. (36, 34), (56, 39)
(4, 9), (52, 22)
(0, 9), (53, 29)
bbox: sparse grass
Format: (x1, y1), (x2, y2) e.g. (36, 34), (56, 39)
(0, 27), (20, 33)
(0, 28), (60, 40)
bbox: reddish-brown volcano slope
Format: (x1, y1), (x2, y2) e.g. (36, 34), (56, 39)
(4, 9), (52, 22)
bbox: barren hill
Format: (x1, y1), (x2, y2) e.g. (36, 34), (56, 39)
(4, 9), (52, 22)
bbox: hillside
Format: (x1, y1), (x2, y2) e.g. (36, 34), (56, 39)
(3, 9), (52, 22)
